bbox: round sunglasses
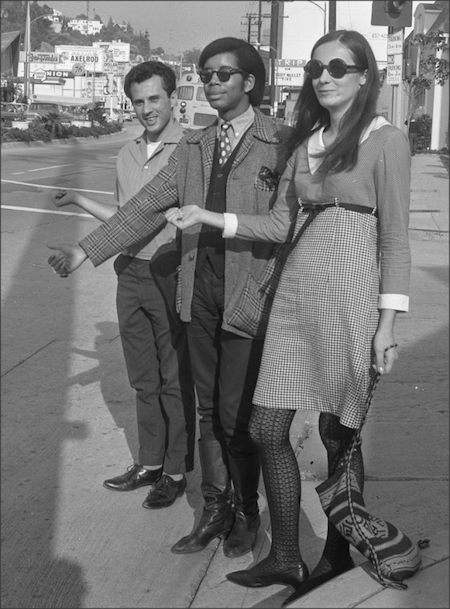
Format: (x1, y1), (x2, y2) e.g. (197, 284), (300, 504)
(305, 58), (365, 80)
(198, 68), (247, 84)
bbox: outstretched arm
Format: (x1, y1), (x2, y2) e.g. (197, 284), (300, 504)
(51, 190), (119, 222)
(165, 206), (225, 230)
(47, 243), (88, 276)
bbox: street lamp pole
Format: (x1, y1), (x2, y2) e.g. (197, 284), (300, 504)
(24, 1), (30, 101)
(306, 1), (327, 36)
(23, 6), (52, 102)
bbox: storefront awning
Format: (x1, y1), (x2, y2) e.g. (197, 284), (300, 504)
(1, 31), (21, 77)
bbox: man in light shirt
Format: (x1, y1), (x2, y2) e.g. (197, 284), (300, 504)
(50, 61), (195, 510)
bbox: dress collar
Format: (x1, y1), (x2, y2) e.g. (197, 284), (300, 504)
(308, 116), (391, 174)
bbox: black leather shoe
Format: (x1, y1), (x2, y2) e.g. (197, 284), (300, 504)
(103, 464), (162, 491)
(142, 474), (187, 509)
(226, 562), (309, 589)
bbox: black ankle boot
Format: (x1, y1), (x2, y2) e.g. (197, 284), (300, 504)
(223, 453), (261, 558)
(171, 441), (234, 554)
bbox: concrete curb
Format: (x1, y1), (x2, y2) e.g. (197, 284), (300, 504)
(288, 529), (449, 608)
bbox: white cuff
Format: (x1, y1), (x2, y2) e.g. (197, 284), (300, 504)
(222, 213), (238, 238)
(378, 293), (409, 312)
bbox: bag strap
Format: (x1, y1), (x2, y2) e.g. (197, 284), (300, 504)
(344, 372), (409, 589)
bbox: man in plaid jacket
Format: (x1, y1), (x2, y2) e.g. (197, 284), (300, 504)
(48, 37), (294, 559)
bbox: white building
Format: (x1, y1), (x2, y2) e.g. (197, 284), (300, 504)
(67, 19), (104, 36)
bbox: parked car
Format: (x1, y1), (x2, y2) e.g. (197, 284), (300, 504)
(1, 102), (29, 127)
(25, 102), (73, 126)
(123, 108), (136, 120)
(121, 109), (134, 121)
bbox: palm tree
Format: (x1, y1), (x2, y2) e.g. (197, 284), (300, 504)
(44, 112), (65, 138)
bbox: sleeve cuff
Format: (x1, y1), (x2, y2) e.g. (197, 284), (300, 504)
(378, 293), (409, 312)
(223, 213), (238, 238)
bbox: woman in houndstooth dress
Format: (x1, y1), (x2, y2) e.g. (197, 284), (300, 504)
(165, 30), (411, 604)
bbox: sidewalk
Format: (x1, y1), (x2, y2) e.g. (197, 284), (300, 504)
(408, 152), (449, 241)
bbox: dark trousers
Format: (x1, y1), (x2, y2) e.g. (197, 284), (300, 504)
(187, 258), (263, 459)
(115, 255), (196, 474)
(409, 132), (417, 155)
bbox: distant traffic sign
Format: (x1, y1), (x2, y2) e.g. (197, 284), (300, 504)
(33, 69), (46, 81)
(72, 63), (86, 76)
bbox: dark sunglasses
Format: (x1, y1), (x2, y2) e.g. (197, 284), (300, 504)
(305, 58), (365, 79)
(198, 68), (247, 84)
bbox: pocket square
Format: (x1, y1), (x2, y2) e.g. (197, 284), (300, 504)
(258, 166), (281, 188)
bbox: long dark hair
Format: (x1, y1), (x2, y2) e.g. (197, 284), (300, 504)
(288, 30), (380, 174)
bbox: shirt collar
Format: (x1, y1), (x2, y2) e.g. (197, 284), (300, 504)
(136, 117), (185, 147)
(217, 105), (255, 139)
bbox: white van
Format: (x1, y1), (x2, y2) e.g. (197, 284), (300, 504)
(173, 73), (217, 130)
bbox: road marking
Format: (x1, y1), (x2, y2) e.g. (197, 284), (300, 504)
(28, 164), (73, 172)
(1, 179), (114, 195)
(12, 172), (26, 175)
(1, 205), (94, 218)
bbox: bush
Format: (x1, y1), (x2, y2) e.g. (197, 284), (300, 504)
(1, 119), (123, 144)
(416, 114), (432, 151)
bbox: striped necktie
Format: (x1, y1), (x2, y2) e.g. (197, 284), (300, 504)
(218, 121), (232, 166)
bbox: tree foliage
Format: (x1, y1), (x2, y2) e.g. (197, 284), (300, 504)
(410, 30), (449, 92)
(0, 0), (159, 59)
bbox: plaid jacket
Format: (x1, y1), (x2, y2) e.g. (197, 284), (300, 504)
(80, 109), (293, 337)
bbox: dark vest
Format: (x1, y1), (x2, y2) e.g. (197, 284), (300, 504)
(196, 136), (244, 278)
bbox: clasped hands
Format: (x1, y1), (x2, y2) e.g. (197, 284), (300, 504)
(164, 205), (203, 229)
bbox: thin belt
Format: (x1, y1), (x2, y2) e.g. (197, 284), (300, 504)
(293, 198), (378, 243)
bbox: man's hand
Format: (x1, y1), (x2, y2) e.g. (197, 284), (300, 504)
(165, 205), (203, 229)
(51, 190), (78, 208)
(47, 244), (88, 276)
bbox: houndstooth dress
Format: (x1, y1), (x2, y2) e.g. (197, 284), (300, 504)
(248, 121), (411, 428)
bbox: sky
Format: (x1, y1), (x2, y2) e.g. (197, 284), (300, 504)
(37, 1), (424, 57)
(37, 0), (257, 55)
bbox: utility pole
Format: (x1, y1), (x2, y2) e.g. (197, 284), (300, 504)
(328, 0), (337, 32)
(269, 0), (279, 114)
(242, 12), (260, 44)
(257, 0), (262, 47)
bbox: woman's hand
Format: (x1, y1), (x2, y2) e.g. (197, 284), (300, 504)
(165, 205), (203, 229)
(47, 244), (88, 277)
(372, 312), (398, 375)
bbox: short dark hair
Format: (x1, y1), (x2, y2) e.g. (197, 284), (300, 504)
(124, 61), (176, 100)
(198, 37), (266, 107)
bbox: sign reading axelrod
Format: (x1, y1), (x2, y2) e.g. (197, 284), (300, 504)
(55, 46), (105, 72)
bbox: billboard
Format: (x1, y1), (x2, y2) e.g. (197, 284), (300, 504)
(55, 46), (105, 72)
(93, 42), (130, 62)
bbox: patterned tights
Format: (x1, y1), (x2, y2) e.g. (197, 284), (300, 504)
(247, 405), (303, 573)
(247, 406), (363, 580)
